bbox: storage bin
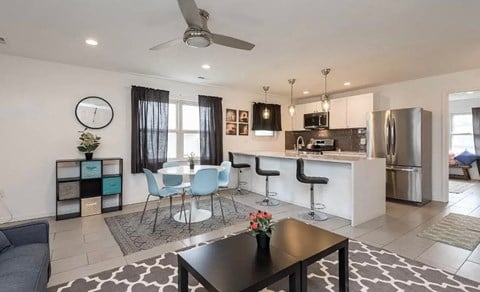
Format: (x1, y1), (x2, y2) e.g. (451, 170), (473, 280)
(81, 197), (101, 216)
(81, 161), (101, 179)
(102, 176), (122, 195)
(58, 181), (80, 200)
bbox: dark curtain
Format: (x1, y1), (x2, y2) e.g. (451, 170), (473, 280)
(131, 86), (169, 173)
(199, 95), (223, 165)
(472, 107), (480, 172)
(252, 103), (282, 131)
(198, 95), (223, 165)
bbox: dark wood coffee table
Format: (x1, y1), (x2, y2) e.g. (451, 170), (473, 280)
(270, 218), (349, 292)
(178, 233), (301, 292)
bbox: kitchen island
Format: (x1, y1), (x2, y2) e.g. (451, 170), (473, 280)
(233, 151), (386, 226)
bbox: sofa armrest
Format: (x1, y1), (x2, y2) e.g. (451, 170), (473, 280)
(0, 220), (49, 246)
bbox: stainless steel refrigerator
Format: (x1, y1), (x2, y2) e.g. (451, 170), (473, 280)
(367, 107), (432, 204)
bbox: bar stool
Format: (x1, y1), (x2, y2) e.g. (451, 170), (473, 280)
(296, 158), (329, 221)
(255, 156), (280, 206)
(229, 152), (250, 195)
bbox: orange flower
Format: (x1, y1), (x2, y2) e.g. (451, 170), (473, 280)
(251, 221), (258, 230)
(256, 212), (264, 219)
(249, 213), (256, 220)
(265, 212), (272, 220)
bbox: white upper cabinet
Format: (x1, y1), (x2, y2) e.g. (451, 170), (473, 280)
(346, 93), (373, 128)
(304, 101), (322, 113)
(292, 103), (305, 131)
(329, 98), (347, 129)
(329, 93), (373, 129)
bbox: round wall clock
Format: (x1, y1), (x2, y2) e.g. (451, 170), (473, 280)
(75, 96), (114, 129)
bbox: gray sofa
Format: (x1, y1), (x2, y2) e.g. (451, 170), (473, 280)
(0, 221), (51, 292)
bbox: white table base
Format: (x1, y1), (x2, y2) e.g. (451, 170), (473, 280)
(173, 197), (212, 223)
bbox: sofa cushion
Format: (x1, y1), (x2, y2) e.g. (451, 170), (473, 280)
(455, 150), (478, 165)
(0, 231), (11, 253)
(0, 243), (50, 292)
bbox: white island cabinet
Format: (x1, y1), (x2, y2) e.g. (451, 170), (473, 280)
(233, 151), (386, 226)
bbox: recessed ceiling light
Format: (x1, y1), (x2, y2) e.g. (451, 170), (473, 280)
(201, 64), (211, 70)
(303, 90), (310, 95)
(344, 82), (351, 86)
(85, 39), (98, 46)
(466, 91), (474, 94)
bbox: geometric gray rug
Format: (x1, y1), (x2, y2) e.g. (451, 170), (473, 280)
(47, 238), (480, 292)
(105, 197), (256, 255)
(418, 213), (480, 251)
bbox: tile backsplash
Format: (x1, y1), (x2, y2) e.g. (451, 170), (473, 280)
(285, 128), (367, 152)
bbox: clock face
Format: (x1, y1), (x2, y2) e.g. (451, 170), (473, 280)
(75, 96), (114, 129)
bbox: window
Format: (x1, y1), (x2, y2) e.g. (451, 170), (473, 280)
(450, 113), (475, 154)
(168, 101), (200, 160)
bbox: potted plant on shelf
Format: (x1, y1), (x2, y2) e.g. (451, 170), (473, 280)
(249, 210), (274, 249)
(187, 152), (196, 170)
(77, 130), (101, 160)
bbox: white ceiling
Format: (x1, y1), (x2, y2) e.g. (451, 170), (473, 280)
(1, 0), (480, 97)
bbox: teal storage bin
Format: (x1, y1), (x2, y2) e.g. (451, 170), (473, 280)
(103, 176), (122, 195)
(81, 161), (101, 179)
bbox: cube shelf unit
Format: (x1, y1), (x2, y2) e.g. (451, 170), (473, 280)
(55, 158), (123, 221)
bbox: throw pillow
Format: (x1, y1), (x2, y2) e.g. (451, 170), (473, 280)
(0, 231), (11, 253)
(455, 150), (478, 165)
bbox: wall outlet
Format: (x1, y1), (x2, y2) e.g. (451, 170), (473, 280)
(360, 138), (366, 145)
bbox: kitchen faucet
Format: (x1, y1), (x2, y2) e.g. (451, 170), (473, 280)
(296, 135), (305, 152)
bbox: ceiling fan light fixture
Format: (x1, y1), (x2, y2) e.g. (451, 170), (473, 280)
(185, 36), (211, 48)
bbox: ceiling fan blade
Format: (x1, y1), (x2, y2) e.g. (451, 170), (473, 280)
(149, 38), (182, 51)
(211, 34), (255, 50)
(177, 0), (203, 28)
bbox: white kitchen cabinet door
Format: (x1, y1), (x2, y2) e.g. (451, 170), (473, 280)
(346, 93), (373, 128)
(292, 103), (305, 131)
(304, 101), (322, 114)
(329, 98), (347, 129)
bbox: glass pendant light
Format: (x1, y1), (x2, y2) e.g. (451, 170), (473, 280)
(288, 78), (296, 117)
(321, 68), (331, 112)
(262, 86), (270, 119)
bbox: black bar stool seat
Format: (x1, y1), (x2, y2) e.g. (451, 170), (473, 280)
(296, 158), (329, 221)
(229, 152), (250, 195)
(255, 156), (280, 206)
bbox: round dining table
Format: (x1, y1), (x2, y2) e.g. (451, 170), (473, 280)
(158, 165), (224, 223)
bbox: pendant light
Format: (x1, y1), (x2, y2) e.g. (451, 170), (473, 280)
(321, 68), (331, 112)
(262, 86), (270, 119)
(288, 79), (296, 117)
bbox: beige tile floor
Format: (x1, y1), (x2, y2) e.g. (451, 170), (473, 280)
(3, 181), (480, 287)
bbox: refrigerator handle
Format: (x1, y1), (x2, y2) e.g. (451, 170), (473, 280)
(385, 118), (391, 155)
(392, 117), (396, 156)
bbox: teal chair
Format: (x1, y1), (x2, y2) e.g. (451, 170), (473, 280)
(162, 161), (191, 190)
(187, 168), (225, 230)
(218, 161), (237, 212)
(141, 168), (186, 232)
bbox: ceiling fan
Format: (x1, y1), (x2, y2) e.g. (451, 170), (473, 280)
(150, 0), (255, 51)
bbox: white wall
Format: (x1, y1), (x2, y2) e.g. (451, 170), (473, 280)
(0, 54), (290, 221)
(300, 69), (480, 202)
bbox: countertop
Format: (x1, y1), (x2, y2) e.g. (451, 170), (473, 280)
(233, 151), (380, 164)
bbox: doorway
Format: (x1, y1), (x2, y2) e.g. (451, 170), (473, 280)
(447, 91), (480, 203)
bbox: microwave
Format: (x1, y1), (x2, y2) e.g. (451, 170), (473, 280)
(304, 112), (329, 129)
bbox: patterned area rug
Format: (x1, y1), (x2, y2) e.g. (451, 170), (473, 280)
(48, 238), (480, 292)
(105, 197), (256, 255)
(418, 213), (480, 250)
(449, 180), (475, 194)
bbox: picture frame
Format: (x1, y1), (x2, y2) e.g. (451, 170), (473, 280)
(238, 110), (249, 123)
(238, 123), (249, 136)
(226, 122), (237, 135)
(226, 109), (237, 122)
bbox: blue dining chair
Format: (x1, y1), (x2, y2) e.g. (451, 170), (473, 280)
(218, 161), (237, 212)
(141, 168), (186, 232)
(187, 168), (225, 230)
(162, 161), (190, 220)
